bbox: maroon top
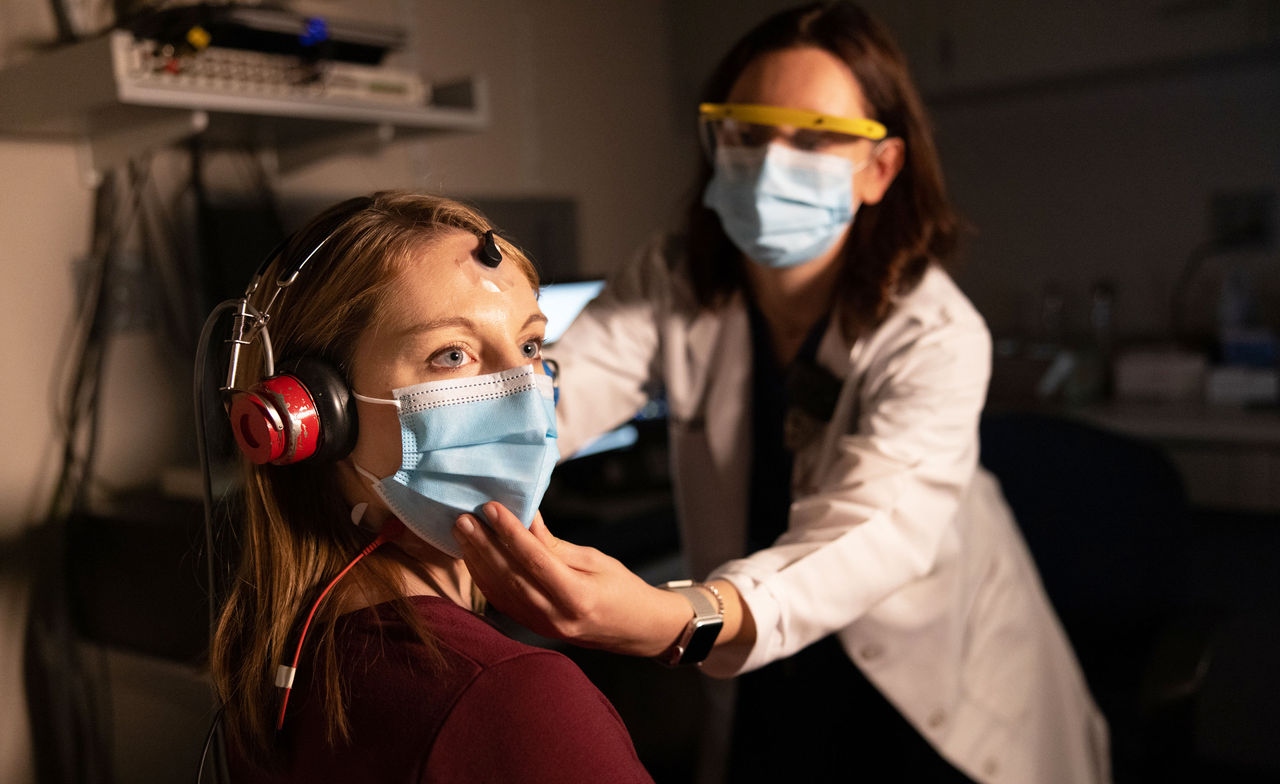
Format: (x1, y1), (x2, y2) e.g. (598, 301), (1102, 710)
(230, 595), (653, 783)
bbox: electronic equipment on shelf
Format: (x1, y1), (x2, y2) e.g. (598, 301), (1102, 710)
(117, 32), (430, 110)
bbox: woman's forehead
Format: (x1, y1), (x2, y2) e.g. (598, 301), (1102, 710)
(730, 47), (866, 118)
(381, 231), (538, 323)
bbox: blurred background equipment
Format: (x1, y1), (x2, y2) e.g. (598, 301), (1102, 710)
(0, 1), (488, 184)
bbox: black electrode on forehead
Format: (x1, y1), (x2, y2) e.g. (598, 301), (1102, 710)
(479, 230), (503, 267)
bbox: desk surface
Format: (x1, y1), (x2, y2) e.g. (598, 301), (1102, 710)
(1069, 403), (1280, 447)
(1036, 403), (1280, 513)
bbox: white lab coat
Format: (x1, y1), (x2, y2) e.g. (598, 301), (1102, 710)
(548, 234), (1110, 784)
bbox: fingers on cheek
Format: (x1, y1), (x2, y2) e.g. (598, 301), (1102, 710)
(458, 515), (507, 558)
(482, 502), (511, 528)
(468, 538), (512, 577)
(454, 515), (484, 552)
(457, 533), (511, 584)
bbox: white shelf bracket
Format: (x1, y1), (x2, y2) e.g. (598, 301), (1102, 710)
(77, 109), (209, 187)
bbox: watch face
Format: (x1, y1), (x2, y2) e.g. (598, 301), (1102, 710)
(681, 617), (724, 665)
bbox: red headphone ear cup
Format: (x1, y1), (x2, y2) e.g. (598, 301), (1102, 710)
(229, 388), (289, 464)
(272, 357), (359, 464)
(228, 358), (357, 466)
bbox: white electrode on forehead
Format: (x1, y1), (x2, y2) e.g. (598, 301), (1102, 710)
(453, 228), (513, 293)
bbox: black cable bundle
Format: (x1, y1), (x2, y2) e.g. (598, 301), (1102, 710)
(24, 162), (149, 784)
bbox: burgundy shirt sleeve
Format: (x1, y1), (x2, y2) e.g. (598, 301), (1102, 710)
(424, 649), (654, 784)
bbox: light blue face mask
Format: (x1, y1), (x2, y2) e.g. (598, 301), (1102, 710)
(703, 144), (862, 268)
(353, 364), (559, 558)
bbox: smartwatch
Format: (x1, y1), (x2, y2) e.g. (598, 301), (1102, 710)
(657, 580), (724, 666)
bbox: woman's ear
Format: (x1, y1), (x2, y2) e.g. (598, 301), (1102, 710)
(856, 138), (905, 206)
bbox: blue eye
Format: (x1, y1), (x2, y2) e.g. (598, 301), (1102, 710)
(521, 340), (542, 359)
(431, 346), (472, 368)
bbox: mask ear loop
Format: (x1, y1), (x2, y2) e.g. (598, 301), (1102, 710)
(352, 391), (401, 408)
(347, 392), (403, 486)
(351, 461), (387, 486)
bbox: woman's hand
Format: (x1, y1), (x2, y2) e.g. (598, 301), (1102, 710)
(453, 502), (690, 658)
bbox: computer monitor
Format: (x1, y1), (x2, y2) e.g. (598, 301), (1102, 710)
(538, 279), (604, 344)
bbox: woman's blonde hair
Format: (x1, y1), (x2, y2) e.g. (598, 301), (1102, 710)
(210, 191), (539, 764)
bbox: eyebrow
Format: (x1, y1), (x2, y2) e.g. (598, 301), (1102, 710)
(397, 312), (547, 337)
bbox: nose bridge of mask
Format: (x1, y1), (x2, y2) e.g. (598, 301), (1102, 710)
(354, 364), (551, 409)
(767, 143), (858, 178)
(749, 146), (856, 220)
(401, 382), (556, 459)
(715, 143), (858, 185)
(394, 365), (551, 412)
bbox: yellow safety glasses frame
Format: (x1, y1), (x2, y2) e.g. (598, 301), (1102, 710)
(699, 102), (888, 157)
(701, 103), (888, 140)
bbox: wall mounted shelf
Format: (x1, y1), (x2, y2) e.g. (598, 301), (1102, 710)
(0, 30), (488, 184)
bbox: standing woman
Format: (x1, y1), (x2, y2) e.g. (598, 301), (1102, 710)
(454, 4), (1108, 784)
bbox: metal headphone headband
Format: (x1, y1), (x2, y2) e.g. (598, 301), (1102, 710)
(220, 194), (383, 398)
(220, 229), (338, 397)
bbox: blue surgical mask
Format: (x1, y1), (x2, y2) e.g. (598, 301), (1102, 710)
(353, 365), (559, 558)
(703, 144), (860, 268)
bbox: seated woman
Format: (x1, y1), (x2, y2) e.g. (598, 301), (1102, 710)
(208, 192), (653, 783)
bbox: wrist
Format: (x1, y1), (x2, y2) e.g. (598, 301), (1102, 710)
(643, 585), (695, 658)
(655, 580), (725, 666)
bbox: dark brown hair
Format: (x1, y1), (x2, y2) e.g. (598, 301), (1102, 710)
(685, 1), (963, 338)
(210, 192), (539, 764)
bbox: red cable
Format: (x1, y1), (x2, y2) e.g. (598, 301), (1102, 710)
(276, 518), (405, 730)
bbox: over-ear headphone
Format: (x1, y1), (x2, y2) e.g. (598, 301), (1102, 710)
(220, 196), (507, 467)
(226, 355), (357, 465)
(221, 199), (372, 466)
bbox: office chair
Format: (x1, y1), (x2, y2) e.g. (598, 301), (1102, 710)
(979, 410), (1216, 783)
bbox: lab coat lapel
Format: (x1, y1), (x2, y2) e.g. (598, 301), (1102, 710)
(798, 306), (864, 493)
(671, 296), (752, 574)
(702, 298), (751, 484)
(703, 298), (752, 567)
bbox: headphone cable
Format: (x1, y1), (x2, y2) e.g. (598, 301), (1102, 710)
(194, 301), (242, 637)
(194, 704), (225, 784)
(192, 299), (241, 784)
(275, 518), (405, 730)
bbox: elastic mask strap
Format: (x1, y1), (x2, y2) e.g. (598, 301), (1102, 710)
(352, 461), (385, 485)
(353, 391), (401, 409)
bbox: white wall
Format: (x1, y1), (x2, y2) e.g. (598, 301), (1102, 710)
(937, 56), (1280, 340)
(0, 137), (90, 784)
(0, 1), (683, 780)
